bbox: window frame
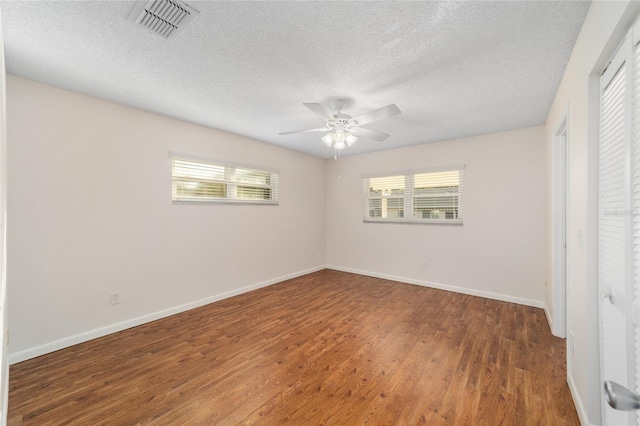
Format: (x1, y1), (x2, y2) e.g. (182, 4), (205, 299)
(170, 152), (279, 205)
(362, 165), (464, 225)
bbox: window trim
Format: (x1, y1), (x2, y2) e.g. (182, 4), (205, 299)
(363, 164), (464, 225)
(170, 152), (279, 205)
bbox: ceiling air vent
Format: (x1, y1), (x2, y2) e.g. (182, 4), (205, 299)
(127, 0), (199, 42)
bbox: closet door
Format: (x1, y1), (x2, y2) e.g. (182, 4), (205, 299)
(599, 31), (635, 425)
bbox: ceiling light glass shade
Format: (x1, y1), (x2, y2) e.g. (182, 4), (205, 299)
(345, 132), (357, 146)
(321, 129), (355, 150)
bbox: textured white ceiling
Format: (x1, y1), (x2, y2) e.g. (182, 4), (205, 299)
(1, 1), (590, 159)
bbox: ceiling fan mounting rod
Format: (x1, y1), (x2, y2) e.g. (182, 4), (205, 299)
(332, 98), (348, 114)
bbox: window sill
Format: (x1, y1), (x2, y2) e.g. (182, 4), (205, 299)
(173, 199), (278, 206)
(363, 218), (463, 226)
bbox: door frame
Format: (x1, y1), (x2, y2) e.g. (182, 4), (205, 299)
(0, 5), (8, 423)
(551, 112), (569, 338)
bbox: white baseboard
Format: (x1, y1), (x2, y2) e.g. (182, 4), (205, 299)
(544, 304), (553, 331)
(9, 265), (325, 365)
(544, 302), (568, 338)
(10, 265), (546, 364)
(326, 265), (545, 309)
(568, 372), (593, 426)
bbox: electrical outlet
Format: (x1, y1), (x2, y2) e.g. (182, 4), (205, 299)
(421, 261), (428, 269)
(110, 292), (121, 305)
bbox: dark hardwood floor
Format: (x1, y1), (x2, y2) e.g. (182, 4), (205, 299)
(8, 269), (579, 425)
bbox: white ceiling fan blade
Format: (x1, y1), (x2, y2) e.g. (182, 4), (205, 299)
(279, 127), (329, 135)
(303, 103), (336, 122)
(351, 127), (390, 141)
(351, 104), (401, 126)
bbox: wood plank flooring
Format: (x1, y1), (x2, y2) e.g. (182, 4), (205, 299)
(8, 270), (579, 425)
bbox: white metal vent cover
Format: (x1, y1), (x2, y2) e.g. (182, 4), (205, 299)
(127, 0), (199, 42)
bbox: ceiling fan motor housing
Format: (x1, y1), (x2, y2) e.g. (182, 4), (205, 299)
(327, 118), (352, 130)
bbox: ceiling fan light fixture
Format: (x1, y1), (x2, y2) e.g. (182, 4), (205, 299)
(345, 132), (357, 146)
(334, 140), (346, 150)
(322, 133), (334, 147)
(334, 129), (345, 142)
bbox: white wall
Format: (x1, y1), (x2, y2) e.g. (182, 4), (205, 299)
(6, 76), (326, 362)
(545, 2), (640, 424)
(326, 126), (546, 307)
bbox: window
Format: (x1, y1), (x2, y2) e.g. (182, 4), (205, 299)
(363, 166), (463, 224)
(171, 154), (278, 204)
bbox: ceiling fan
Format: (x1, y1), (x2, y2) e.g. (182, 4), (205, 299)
(279, 99), (401, 150)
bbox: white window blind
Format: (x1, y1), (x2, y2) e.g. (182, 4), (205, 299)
(363, 167), (463, 224)
(171, 155), (278, 204)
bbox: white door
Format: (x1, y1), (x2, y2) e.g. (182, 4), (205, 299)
(599, 21), (640, 425)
